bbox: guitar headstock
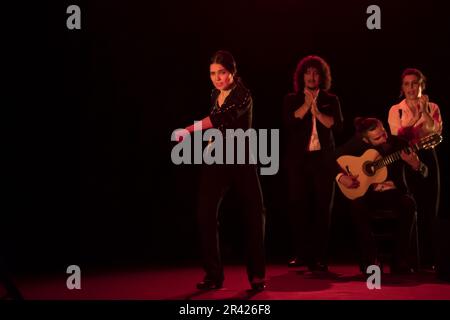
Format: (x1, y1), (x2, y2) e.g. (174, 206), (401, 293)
(417, 133), (443, 150)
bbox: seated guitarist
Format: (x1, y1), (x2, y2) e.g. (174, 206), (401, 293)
(336, 117), (428, 274)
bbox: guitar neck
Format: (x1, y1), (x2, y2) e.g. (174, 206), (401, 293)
(373, 143), (420, 170)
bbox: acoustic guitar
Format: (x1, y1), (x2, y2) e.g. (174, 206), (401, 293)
(336, 133), (442, 200)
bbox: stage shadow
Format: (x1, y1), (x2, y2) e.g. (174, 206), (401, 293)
(331, 269), (442, 288)
(268, 270), (340, 292)
(269, 268), (443, 292)
(369, 271), (442, 287)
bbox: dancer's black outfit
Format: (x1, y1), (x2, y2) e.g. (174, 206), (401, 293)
(197, 79), (266, 290)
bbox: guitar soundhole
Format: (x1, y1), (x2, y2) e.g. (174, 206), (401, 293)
(363, 161), (375, 176)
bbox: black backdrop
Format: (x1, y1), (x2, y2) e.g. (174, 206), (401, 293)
(7, 0), (449, 272)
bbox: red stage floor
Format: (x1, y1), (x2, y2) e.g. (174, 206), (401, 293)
(6, 264), (450, 300)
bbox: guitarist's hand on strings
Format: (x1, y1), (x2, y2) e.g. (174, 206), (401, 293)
(338, 174), (360, 189)
(400, 148), (420, 171)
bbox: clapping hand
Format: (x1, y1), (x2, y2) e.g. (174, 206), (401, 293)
(304, 89), (319, 114)
(418, 94), (430, 113)
(173, 129), (189, 143)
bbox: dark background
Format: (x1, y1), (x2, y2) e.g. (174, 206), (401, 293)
(7, 0), (449, 272)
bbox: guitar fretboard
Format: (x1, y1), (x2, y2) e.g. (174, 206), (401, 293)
(373, 144), (419, 170)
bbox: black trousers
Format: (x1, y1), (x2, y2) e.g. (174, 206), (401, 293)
(408, 149), (440, 265)
(197, 164), (265, 283)
(350, 190), (416, 268)
(286, 150), (335, 265)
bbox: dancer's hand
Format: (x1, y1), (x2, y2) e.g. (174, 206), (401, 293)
(173, 129), (189, 143)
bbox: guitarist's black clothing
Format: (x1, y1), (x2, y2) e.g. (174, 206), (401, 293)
(335, 135), (428, 272)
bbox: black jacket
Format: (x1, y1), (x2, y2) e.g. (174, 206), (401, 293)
(282, 90), (343, 156)
(209, 79), (252, 133)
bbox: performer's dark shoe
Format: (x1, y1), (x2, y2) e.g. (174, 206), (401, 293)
(308, 262), (328, 272)
(421, 264), (436, 272)
(250, 277), (266, 291)
(391, 259), (414, 275)
(288, 257), (305, 268)
(196, 279), (223, 290)
(391, 265), (413, 275)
